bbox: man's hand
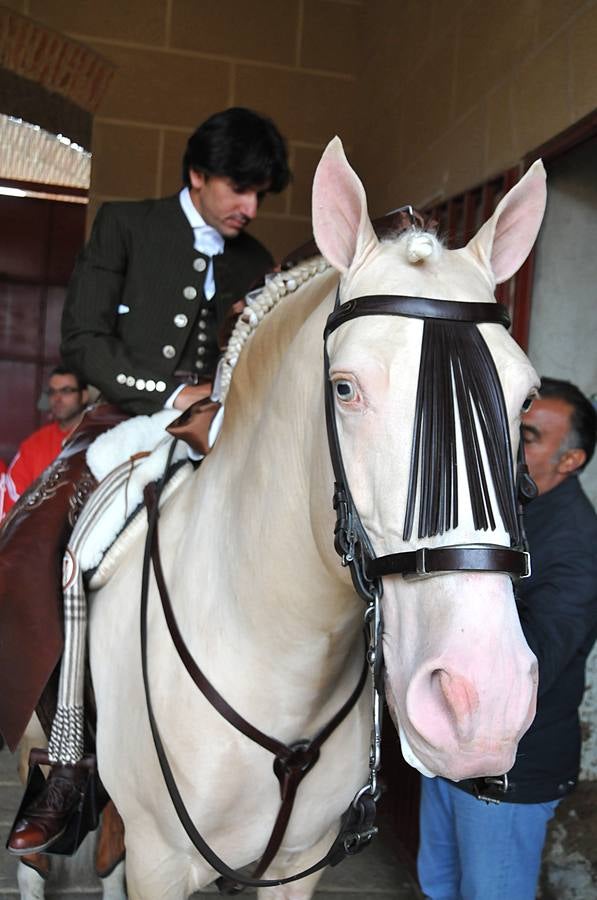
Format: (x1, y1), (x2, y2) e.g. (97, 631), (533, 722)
(173, 382), (213, 411)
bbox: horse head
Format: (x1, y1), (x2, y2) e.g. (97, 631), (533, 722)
(313, 138), (543, 782)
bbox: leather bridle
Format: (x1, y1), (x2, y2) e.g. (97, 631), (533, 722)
(324, 290), (534, 606)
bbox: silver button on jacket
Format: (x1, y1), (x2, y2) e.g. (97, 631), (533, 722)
(162, 344), (176, 359)
(183, 286), (198, 300)
(193, 257), (207, 272)
(174, 313), (188, 328)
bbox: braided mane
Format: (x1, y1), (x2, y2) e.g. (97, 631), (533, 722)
(217, 255), (329, 402)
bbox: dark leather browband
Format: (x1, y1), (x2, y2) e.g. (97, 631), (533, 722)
(325, 295), (511, 339)
(367, 545), (531, 580)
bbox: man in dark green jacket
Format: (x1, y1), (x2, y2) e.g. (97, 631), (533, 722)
(62, 106), (290, 416)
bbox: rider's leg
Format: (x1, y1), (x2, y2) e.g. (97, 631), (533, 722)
(8, 552), (89, 855)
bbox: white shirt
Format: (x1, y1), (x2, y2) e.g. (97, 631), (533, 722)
(179, 187), (224, 300)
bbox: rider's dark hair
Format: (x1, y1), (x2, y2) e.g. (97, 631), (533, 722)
(49, 365), (87, 392)
(539, 376), (597, 471)
(182, 107), (291, 193)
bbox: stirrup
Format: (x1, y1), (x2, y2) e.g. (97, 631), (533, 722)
(8, 749), (105, 856)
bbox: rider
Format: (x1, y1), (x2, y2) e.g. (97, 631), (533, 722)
(6, 106), (291, 856)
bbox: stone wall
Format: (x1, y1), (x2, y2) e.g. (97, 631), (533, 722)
(353, 0), (597, 216)
(3, 0), (362, 261)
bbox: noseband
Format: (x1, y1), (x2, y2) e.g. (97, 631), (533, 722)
(324, 291), (535, 604)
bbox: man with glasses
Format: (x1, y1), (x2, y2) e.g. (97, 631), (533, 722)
(0, 366), (88, 521)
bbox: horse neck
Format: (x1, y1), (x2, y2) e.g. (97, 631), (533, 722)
(182, 268), (361, 657)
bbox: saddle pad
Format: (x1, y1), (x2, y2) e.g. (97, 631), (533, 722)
(88, 461), (193, 590)
(86, 409), (181, 481)
(75, 411), (190, 575)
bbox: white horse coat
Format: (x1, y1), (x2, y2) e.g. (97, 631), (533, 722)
(87, 139), (544, 899)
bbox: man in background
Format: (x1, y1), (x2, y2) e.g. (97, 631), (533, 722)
(0, 366), (87, 522)
(417, 376), (597, 900)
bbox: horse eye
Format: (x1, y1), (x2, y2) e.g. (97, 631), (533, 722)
(335, 380), (356, 401)
(521, 395), (534, 413)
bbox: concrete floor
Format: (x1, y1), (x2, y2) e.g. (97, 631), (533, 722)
(0, 745), (422, 899)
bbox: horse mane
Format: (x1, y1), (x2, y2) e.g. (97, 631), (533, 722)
(217, 255), (330, 403)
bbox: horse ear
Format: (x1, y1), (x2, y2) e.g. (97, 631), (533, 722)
(312, 136), (378, 273)
(467, 160), (547, 285)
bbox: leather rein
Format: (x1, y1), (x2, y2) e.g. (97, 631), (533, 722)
(141, 469), (378, 894)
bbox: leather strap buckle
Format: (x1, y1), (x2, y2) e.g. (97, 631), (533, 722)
(473, 773), (509, 804)
(415, 548), (428, 576)
(521, 550), (532, 579)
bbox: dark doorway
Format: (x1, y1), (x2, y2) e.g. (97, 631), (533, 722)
(0, 188), (85, 464)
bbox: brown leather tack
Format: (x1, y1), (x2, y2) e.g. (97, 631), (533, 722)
(166, 397), (222, 456)
(0, 404), (128, 751)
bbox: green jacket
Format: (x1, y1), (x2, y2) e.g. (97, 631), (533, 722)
(61, 194), (273, 414)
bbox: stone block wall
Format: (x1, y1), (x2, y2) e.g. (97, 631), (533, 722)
(4, 0), (362, 261)
(354, 0), (597, 216)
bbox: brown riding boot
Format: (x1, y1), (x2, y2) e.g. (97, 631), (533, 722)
(95, 800), (125, 878)
(7, 764), (86, 855)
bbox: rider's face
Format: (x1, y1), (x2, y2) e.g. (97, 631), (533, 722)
(188, 170), (269, 238)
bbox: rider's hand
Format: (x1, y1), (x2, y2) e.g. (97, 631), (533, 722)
(173, 382), (213, 411)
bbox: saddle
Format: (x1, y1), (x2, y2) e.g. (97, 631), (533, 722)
(0, 404), (128, 751)
(0, 399), (217, 752)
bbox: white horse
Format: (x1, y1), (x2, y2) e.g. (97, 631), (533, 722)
(83, 139), (544, 899)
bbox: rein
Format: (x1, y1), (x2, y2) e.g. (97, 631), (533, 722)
(141, 468), (377, 894)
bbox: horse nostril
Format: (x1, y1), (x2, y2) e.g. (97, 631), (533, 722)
(432, 669), (479, 742)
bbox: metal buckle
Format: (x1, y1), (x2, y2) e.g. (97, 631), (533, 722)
(520, 551), (532, 579)
(415, 547), (428, 576)
(473, 773), (508, 804)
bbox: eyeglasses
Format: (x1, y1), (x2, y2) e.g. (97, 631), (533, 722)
(47, 387), (81, 397)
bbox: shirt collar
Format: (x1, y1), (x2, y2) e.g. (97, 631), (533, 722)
(179, 186), (206, 229)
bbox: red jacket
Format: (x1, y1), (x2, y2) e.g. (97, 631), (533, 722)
(0, 422), (65, 521)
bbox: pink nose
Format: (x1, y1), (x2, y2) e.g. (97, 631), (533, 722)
(405, 657), (537, 767)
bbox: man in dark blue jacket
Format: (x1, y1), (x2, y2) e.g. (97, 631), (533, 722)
(417, 377), (597, 900)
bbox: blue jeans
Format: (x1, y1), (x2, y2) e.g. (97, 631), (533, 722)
(417, 776), (559, 900)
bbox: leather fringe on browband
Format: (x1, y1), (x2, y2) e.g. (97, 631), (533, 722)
(403, 320), (519, 545)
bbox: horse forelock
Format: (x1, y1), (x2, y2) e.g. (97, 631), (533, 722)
(380, 229), (443, 266)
